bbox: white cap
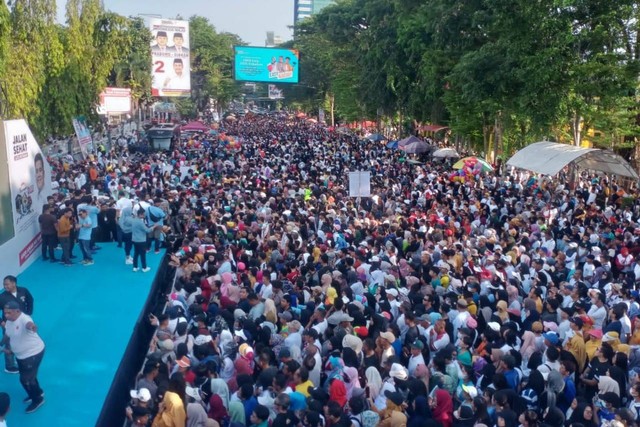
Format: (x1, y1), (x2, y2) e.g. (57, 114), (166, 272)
(130, 388), (151, 402)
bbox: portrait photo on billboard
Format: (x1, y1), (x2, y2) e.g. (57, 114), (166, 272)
(234, 46), (299, 84)
(3, 120), (52, 233)
(150, 18), (191, 97)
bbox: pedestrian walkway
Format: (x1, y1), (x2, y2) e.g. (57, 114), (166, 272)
(1, 243), (163, 427)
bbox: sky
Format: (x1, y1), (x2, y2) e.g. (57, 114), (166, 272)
(56, 0), (295, 46)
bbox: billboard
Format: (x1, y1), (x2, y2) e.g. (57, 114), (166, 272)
(268, 84), (284, 99)
(150, 18), (191, 97)
(99, 87), (132, 114)
(72, 116), (93, 158)
(0, 119), (53, 274)
(234, 46), (299, 83)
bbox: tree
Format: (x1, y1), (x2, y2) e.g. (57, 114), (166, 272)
(189, 16), (242, 115)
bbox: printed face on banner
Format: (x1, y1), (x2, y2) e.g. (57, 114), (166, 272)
(234, 46), (300, 83)
(2, 120), (52, 261)
(150, 19), (191, 97)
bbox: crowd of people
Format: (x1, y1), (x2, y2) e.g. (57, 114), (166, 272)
(121, 114), (640, 427)
(4, 112), (640, 427)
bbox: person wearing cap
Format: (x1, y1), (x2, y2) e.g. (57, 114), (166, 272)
(126, 387), (153, 425)
(2, 300), (45, 413)
(407, 339), (425, 376)
(377, 331), (396, 369)
(368, 390), (407, 427)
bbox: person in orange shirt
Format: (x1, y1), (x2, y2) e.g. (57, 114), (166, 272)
(88, 163), (98, 184)
(55, 208), (74, 266)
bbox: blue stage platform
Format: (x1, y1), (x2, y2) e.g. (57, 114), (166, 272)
(0, 243), (163, 427)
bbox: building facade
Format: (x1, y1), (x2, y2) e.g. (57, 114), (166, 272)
(294, 0), (335, 23)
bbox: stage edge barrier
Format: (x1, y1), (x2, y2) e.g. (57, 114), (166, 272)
(96, 254), (176, 427)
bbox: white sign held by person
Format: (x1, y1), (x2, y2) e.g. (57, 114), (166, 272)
(0, 119), (53, 274)
(150, 18), (191, 97)
(348, 171), (371, 197)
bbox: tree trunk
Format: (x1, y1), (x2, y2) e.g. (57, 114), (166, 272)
(483, 125), (492, 159)
(572, 112), (583, 146)
(330, 93), (335, 127)
(494, 112), (503, 162)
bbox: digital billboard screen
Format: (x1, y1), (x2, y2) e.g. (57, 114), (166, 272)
(234, 46), (299, 84)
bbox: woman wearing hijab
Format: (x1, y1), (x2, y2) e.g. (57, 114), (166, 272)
(325, 355), (344, 388)
(208, 394), (228, 425)
(541, 407), (565, 427)
(597, 375), (620, 396)
(228, 400), (246, 426)
(152, 374), (187, 427)
(584, 329), (602, 361)
(565, 329), (587, 373)
(344, 366), (362, 399)
(263, 298), (278, 324)
(430, 389), (454, 427)
(567, 401), (597, 427)
(495, 300), (510, 324)
(408, 395), (430, 427)
(365, 366), (383, 407)
(329, 377), (348, 407)
(209, 377), (230, 411)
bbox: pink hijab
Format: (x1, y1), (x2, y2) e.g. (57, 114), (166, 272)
(344, 366), (361, 399)
(520, 331), (537, 360)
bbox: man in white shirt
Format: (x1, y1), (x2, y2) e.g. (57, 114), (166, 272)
(587, 291), (607, 329)
(452, 299), (471, 342)
(2, 301), (45, 413)
(115, 191), (132, 247)
(407, 339), (426, 375)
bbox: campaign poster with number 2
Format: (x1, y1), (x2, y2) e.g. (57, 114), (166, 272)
(150, 18), (191, 97)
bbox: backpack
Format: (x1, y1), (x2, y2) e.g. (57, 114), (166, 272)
(149, 206), (165, 223)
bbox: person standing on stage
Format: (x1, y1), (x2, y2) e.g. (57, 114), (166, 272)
(77, 208), (94, 266)
(132, 209), (158, 273)
(119, 206), (134, 265)
(39, 205), (58, 262)
(55, 208), (73, 266)
(2, 301), (45, 413)
(0, 275), (34, 375)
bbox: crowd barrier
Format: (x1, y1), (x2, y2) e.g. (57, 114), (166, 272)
(95, 254), (175, 427)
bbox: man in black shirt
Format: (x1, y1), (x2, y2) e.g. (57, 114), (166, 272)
(0, 275), (34, 373)
(39, 205), (58, 262)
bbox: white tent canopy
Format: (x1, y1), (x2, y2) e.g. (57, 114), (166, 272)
(506, 141), (639, 179)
